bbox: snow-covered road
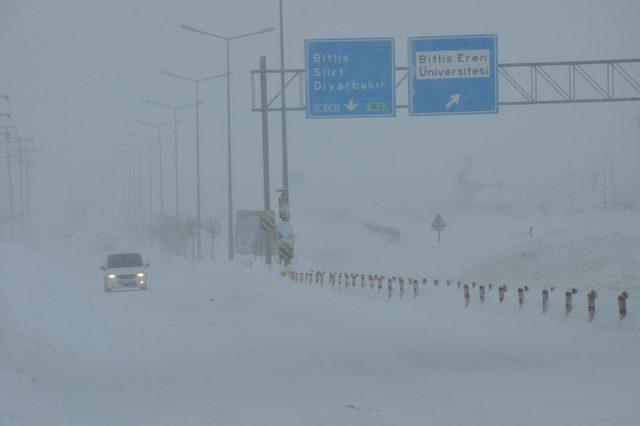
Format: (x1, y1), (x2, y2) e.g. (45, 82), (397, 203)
(1, 237), (638, 426)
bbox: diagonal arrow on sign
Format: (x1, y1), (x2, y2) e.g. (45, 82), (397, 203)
(445, 94), (461, 109)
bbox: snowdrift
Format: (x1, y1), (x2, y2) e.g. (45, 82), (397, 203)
(462, 232), (640, 295)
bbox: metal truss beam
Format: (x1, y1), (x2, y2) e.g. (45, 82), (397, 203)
(250, 58), (640, 112)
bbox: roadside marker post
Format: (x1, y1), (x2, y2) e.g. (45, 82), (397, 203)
(518, 287), (525, 308)
(464, 284), (470, 307)
(565, 290), (573, 317)
(588, 290), (597, 322)
(618, 292), (628, 321)
(542, 289), (549, 314)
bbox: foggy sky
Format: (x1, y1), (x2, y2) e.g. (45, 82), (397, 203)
(1, 0), (639, 233)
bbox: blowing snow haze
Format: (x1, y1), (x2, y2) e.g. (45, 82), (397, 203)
(1, 1), (640, 425)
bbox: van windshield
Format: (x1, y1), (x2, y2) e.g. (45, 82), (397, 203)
(107, 253), (143, 268)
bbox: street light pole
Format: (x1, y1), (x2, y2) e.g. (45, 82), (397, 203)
(160, 70), (228, 261)
(132, 118), (177, 221)
(146, 100), (202, 220)
(126, 135), (155, 227)
(180, 23), (274, 261)
(279, 0), (290, 212)
(120, 144), (146, 239)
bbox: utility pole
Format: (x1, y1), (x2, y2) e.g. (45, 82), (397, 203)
(568, 163), (574, 213)
(2, 133), (15, 237)
(611, 156), (616, 211)
(279, 0), (290, 217)
(260, 55), (272, 265)
(636, 117), (640, 187)
(17, 138), (26, 237)
(603, 156), (608, 212)
(23, 141), (33, 234)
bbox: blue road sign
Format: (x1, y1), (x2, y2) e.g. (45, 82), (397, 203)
(409, 35), (498, 116)
(305, 38), (395, 118)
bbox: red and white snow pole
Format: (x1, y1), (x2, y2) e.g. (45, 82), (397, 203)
(618, 292), (628, 321)
(464, 284), (470, 307)
(565, 290), (573, 316)
(518, 287), (525, 308)
(588, 290), (597, 322)
(518, 287), (524, 308)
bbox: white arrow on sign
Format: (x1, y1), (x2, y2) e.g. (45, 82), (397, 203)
(344, 100), (359, 112)
(445, 94), (461, 109)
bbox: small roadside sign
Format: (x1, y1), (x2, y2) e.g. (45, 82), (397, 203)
(278, 194), (290, 220)
(431, 214), (446, 242)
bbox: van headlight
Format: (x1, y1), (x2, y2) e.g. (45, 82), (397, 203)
(137, 272), (145, 278)
(107, 273), (116, 280)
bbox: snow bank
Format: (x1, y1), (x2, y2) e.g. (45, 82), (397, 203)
(462, 232), (640, 295)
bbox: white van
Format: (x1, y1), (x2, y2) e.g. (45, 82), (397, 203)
(100, 253), (150, 292)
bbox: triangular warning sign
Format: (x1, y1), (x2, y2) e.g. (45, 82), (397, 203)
(431, 214), (446, 231)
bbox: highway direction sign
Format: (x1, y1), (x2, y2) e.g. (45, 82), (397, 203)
(409, 35), (498, 115)
(305, 38), (395, 118)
